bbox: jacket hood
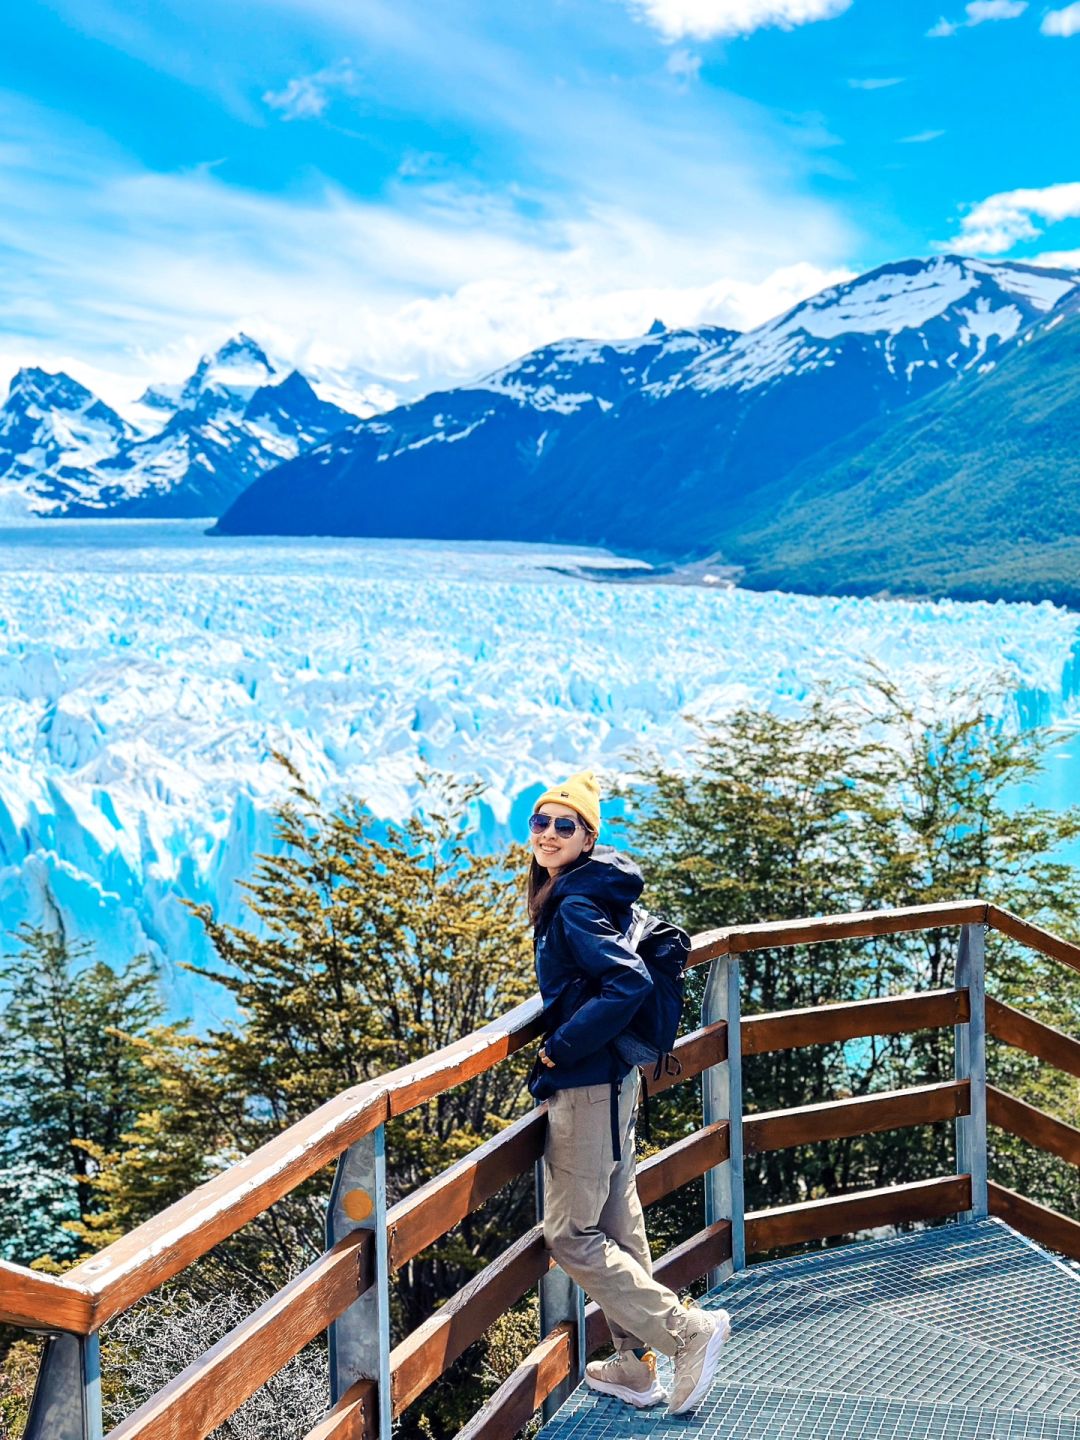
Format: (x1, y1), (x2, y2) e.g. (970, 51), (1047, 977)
(546, 843), (644, 913)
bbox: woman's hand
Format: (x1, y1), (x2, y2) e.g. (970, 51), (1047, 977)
(538, 1046), (555, 1068)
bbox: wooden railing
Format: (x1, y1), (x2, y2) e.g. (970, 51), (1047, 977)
(2, 898), (1079, 1440)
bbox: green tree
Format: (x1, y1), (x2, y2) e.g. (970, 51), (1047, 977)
(619, 694), (892, 1249)
(0, 926), (170, 1266)
(860, 671), (1080, 1218)
(90, 764), (539, 1437)
(620, 675), (1080, 1243)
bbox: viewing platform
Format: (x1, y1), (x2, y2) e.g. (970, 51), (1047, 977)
(3, 899), (1078, 1440)
(540, 1219), (1080, 1440)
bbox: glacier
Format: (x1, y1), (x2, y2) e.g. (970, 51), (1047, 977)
(0, 519), (1078, 1027)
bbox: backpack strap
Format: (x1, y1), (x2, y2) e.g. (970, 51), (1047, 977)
(607, 1045), (622, 1165)
(609, 1081), (621, 1165)
(628, 909), (649, 952)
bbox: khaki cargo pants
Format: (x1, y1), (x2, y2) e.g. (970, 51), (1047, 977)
(542, 1074), (685, 1358)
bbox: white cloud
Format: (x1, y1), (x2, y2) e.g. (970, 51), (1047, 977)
(0, 257), (855, 413)
(899, 129), (945, 143)
(1030, 247), (1080, 269)
(263, 60), (356, 121)
(1041, 2), (1080, 33)
(684, 260), (857, 329)
(665, 47), (703, 82)
(0, 105), (854, 405)
(928, 0), (1026, 33)
(965, 0), (1027, 18)
(623, 0), (851, 42)
(946, 181), (1080, 254)
(848, 76), (903, 88)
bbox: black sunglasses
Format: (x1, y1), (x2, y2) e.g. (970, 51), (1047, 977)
(529, 813), (586, 838)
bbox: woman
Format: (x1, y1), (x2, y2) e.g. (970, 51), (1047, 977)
(527, 769), (730, 1415)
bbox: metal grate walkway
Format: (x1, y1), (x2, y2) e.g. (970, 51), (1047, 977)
(538, 1219), (1080, 1439)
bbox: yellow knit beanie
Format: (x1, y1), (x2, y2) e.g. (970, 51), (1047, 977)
(534, 770), (601, 835)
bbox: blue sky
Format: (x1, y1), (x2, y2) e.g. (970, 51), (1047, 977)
(1, 0), (1078, 404)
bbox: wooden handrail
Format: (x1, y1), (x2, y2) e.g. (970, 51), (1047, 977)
(305, 1376), (377, 1440)
(64, 1081), (385, 1331)
(107, 1231), (372, 1440)
(638, 1122), (729, 1206)
(8, 893), (1078, 1440)
(391, 1226), (549, 1418)
(987, 904), (1080, 975)
(62, 996), (543, 1328)
(0, 1260), (95, 1332)
(451, 1323), (574, 1440)
(7, 902), (991, 1330)
(745, 1174), (972, 1252)
(987, 996), (1080, 1079)
(0, 898), (1012, 1332)
(987, 1085), (1080, 1167)
(388, 1109), (543, 1274)
(742, 988), (970, 1055)
(988, 1182), (1080, 1263)
(743, 1081), (969, 1154)
(691, 900), (987, 966)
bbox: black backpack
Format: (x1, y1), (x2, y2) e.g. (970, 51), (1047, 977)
(613, 903), (691, 1081)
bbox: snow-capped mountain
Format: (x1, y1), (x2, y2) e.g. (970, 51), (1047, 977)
(0, 369), (136, 518)
(215, 256), (1079, 555)
(478, 320), (729, 411)
(67, 367), (359, 519)
(137, 332), (280, 414)
(0, 336), (392, 519)
(215, 322), (737, 540)
(684, 254), (1075, 397)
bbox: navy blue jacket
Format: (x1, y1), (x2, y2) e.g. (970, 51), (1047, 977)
(528, 844), (652, 1102)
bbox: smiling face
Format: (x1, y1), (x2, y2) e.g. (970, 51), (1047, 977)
(530, 801), (595, 874)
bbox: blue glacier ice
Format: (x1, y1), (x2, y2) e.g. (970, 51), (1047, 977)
(0, 520), (1077, 1026)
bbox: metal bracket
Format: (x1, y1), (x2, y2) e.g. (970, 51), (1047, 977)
(702, 954), (745, 1286)
(23, 1331), (102, 1440)
(327, 1123), (391, 1436)
(955, 923), (989, 1220)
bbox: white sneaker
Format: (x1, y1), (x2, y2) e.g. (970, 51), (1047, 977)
(584, 1348), (668, 1407)
(667, 1306), (731, 1414)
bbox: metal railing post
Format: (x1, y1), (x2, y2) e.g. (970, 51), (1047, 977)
(327, 1123), (391, 1436)
(535, 1104), (585, 1421)
(702, 954), (745, 1286)
(955, 923), (988, 1220)
(23, 1331), (102, 1440)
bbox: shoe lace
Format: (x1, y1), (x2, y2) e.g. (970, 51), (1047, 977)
(602, 1350), (639, 1376)
(673, 1304), (705, 1358)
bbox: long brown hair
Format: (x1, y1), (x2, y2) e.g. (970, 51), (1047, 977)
(526, 819), (596, 927)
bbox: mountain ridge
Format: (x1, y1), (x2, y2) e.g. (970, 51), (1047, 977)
(0, 338), (380, 519)
(4, 255), (1078, 609)
(214, 255), (1079, 573)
